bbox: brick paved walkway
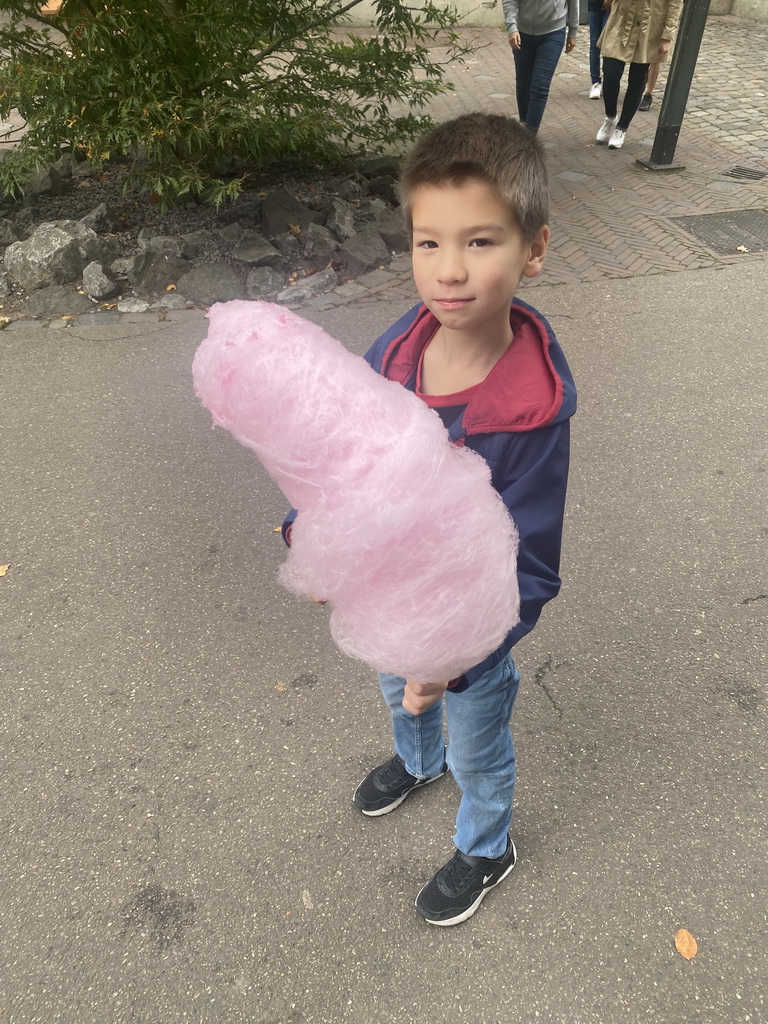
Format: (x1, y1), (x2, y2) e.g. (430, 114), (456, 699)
(302, 13), (768, 312)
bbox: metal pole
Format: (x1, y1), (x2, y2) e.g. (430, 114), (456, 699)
(636, 0), (712, 172)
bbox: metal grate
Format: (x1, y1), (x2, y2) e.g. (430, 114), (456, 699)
(672, 208), (768, 255)
(723, 166), (768, 181)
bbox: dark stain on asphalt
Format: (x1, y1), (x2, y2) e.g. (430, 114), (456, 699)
(291, 672), (317, 689)
(121, 883), (196, 950)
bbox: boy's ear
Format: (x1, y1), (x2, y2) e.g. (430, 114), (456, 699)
(523, 225), (550, 280)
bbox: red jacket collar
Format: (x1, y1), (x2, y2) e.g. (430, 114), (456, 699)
(379, 302), (563, 434)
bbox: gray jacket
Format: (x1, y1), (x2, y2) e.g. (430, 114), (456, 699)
(502, 0), (579, 37)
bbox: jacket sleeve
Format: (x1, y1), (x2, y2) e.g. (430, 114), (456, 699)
(502, 0), (519, 34)
(663, 0), (682, 39)
(459, 419), (571, 688)
(568, 0), (580, 35)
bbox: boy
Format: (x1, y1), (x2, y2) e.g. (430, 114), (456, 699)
(286, 113), (576, 926)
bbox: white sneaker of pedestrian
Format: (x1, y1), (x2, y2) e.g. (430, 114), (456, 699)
(589, 82), (602, 99)
(596, 116), (617, 143)
(608, 127), (626, 149)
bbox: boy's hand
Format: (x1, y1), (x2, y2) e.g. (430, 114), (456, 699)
(508, 32), (521, 50)
(403, 679), (449, 716)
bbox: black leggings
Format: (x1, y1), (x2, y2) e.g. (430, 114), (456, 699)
(602, 57), (650, 130)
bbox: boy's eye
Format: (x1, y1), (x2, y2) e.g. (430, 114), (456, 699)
(416, 239), (438, 249)
(469, 238), (493, 248)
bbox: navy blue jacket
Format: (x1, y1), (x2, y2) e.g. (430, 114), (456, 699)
(283, 297), (576, 691)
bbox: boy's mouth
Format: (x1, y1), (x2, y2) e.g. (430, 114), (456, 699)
(435, 298), (473, 310)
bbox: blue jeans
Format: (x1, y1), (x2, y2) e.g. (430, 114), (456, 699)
(587, 3), (608, 84)
(378, 655), (521, 859)
(513, 28), (566, 133)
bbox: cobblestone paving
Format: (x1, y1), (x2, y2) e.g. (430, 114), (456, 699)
(302, 14), (768, 313)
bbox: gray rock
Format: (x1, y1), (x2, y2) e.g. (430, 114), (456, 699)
(335, 226), (389, 282)
(325, 198), (357, 242)
(23, 284), (94, 316)
(27, 164), (64, 197)
(261, 190), (324, 239)
(138, 230), (193, 259)
(300, 223), (339, 274)
(277, 267), (338, 304)
(359, 155), (401, 179)
(366, 175), (399, 204)
(73, 160), (102, 179)
(216, 197), (263, 227)
(50, 219), (118, 266)
(175, 264), (245, 305)
(110, 257), (132, 277)
(180, 230), (218, 255)
(117, 297), (151, 313)
(83, 261), (119, 300)
(4, 225), (83, 291)
(149, 293), (192, 311)
(373, 207), (410, 254)
(271, 231), (301, 259)
(79, 202), (122, 233)
(218, 222), (243, 242)
(127, 250), (190, 298)
(52, 151), (77, 179)
(245, 267), (285, 300)
(11, 209), (35, 240)
(336, 178), (364, 202)
(231, 230), (284, 267)
(0, 218), (19, 245)
(0, 270), (11, 298)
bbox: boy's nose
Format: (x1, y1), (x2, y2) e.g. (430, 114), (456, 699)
(436, 249), (468, 284)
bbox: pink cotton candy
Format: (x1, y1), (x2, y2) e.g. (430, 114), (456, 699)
(192, 300), (519, 683)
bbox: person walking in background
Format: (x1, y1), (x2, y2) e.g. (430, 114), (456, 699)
(587, 0), (609, 99)
(595, 0), (681, 149)
(504, 0), (579, 134)
(639, 61), (661, 109)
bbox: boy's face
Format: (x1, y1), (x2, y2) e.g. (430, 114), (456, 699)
(410, 178), (548, 341)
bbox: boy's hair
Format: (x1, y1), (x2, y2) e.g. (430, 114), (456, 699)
(399, 112), (548, 241)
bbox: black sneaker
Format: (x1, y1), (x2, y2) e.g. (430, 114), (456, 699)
(415, 837), (517, 926)
(353, 754), (448, 817)
(639, 92), (653, 111)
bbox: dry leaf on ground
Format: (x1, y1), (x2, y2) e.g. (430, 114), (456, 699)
(0, 564), (10, 576)
(675, 928), (698, 959)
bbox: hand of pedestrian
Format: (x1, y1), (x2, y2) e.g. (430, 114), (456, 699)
(602, 0), (612, 9)
(659, 39), (671, 58)
(508, 32), (521, 50)
(403, 679), (449, 716)
(565, 36), (576, 53)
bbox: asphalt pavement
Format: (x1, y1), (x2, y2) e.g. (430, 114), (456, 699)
(2, 13), (768, 1024)
(2, 257), (767, 1024)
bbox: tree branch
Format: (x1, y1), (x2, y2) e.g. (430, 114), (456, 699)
(251, 0), (365, 63)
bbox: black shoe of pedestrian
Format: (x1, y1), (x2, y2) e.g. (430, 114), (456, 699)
(639, 92), (653, 111)
(415, 837), (517, 926)
(353, 754), (448, 817)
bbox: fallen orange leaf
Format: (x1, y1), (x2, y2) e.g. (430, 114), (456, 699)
(675, 928), (698, 960)
(0, 564), (9, 577)
(166, 284), (176, 291)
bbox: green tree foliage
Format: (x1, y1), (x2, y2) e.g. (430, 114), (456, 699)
(0, 0), (466, 204)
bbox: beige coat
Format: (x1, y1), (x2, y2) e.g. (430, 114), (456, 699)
(597, 0), (682, 64)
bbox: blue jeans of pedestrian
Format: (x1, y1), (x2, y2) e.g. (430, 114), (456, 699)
(378, 654), (521, 859)
(587, 2), (608, 84)
(513, 28), (566, 133)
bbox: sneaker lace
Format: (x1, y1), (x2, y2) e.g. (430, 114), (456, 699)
(379, 757), (412, 788)
(441, 853), (476, 894)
